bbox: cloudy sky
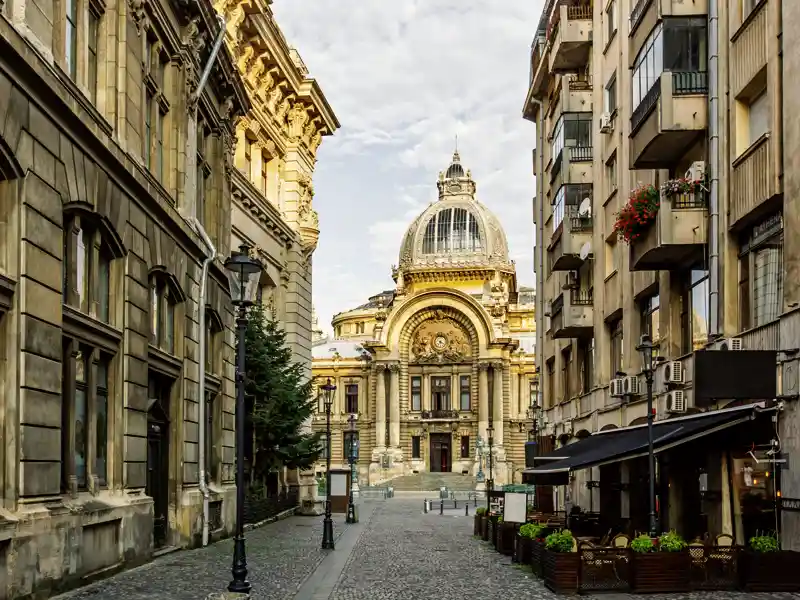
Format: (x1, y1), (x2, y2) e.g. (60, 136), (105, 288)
(272, 1), (544, 334)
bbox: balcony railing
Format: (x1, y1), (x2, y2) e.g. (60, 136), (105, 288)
(631, 82), (661, 132)
(570, 145), (593, 162)
(570, 288), (594, 306)
(568, 205), (593, 232)
(551, 293), (565, 316)
(731, 0), (768, 96)
(421, 410), (459, 420)
(630, 0), (653, 30)
(670, 190), (708, 209)
(739, 319), (781, 351)
(567, 75), (592, 91)
(730, 135), (771, 226)
(672, 71), (709, 95)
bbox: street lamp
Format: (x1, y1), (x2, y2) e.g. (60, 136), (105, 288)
(486, 424), (494, 509)
(528, 380), (540, 442)
(346, 414), (358, 524)
(320, 378), (336, 549)
(224, 243), (263, 595)
(475, 436), (485, 483)
(637, 333), (658, 538)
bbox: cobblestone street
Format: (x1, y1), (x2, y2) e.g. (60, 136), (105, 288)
(52, 500), (800, 600)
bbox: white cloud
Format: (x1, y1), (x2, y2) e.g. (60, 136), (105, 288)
(272, 0), (544, 334)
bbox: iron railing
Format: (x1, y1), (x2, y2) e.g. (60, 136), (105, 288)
(243, 487), (299, 525)
(571, 288), (594, 306)
(672, 71), (709, 95)
(570, 145), (593, 162)
(421, 410), (459, 420)
(670, 190), (708, 209)
(631, 82), (661, 132)
(630, 0), (653, 31)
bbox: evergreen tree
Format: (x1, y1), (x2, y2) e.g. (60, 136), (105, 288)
(244, 303), (322, 486)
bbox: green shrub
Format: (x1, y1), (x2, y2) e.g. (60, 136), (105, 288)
(658, 531), (687, 552)
(520, 523), (546, 539)
(750, 535), (779, 553)
(475, 507), (487, 516)
(545, 529), (574, 553)
(497, 516), (504, 523)
(631, 534), (655, 553)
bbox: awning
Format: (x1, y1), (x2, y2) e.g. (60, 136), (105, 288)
(522, 403), (765, 486)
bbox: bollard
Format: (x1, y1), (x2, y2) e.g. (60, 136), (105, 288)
(465, 503), (469, 516)
(440, 500), (444, 515)
(454, 499), (458, 509)
(424, 499), (428, 513)
(474, 495), (477, 508)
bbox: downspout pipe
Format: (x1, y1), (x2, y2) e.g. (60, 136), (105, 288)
(708, 0), (721, 338)
(191, 217), (217, 547)
(529, 97), (545, 411)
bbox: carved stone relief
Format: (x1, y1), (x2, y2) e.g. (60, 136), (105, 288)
(410, 313), (471, 364)
(129, 0), (146, 34)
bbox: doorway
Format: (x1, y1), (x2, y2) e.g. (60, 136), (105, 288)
(429, 433), (451, 473)
(431, 376), (451, 411)
(147, 374), (171, 548)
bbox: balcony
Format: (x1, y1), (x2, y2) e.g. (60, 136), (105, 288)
(548, 0), (593, 73)
(549, 204), (594, 272)
(730, 0), (768, 98)
(551, 145), (593, 189)
(421, 410), (459, 421)
(548, 75), (593, 121)
(729, 134), (781, 230)
(630, 71), (708, 169)
(551, 289), (594, 339)
(630, 0), (709, 62)
(629, 189), (708, 271)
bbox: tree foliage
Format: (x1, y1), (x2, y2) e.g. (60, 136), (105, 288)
(244, 304), (322, 484)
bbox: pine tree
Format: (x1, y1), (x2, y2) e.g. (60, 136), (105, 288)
(244, 303), (322, 486)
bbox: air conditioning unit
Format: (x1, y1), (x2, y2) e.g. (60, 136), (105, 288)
(545, 300), (552, 317)
(599, 112), (613, 134)
(712, 337), (743, 351)
(685, 161), (706, 181)
(663, 361), (684, 385)
(623, 375), (641, 396)
(666, 390), (686, 414)
(610, 378), (626, 397)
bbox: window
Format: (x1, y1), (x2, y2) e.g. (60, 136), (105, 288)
(459, 375), (471, 411)
(604, 72), (617, 114)
(205, 313), (222, 375)
(460, 436), (470, 459)
(681, 268), (710, 353)
(343, 431), (359, 460)
(605, 154), (617, 198)
(605, 0), (617, 44)
(260, 153), (269, 195)
(412, 436), (421, 459)
(609, 318), (623, 376)
(319, 433), (328, 459)
(632, 24), (664, 111)
(204, 392), (215, 483)
(431, 376), (451, 411)
(411, 376), (422, 411)
(143, 36), (168, 179)
(345, 384), (359, 414)
(87, 10), (99, 103)
(62, 346), (112, 491)
(604, 238), (618, 278)
(748, 91), (769, 146)
(579, 338), (594, 394)
(422, 209), (483, 255)
(551, 113), (593, 165)
(640, 293), (661, 356)
(739, 213), (783, 330)
(65, 0), (78, 78)
(243, 137), (252, 177)
(197, 121), (210, 224)
(63, 215), (114, 323)
(561, 347), (572, 402)
(150, 276), (178, 354)
(552, 184), (592, 233)
(545, 358), (555, 408)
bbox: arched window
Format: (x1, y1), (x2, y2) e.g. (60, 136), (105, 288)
(421, 208), (483, 255)
(149, 271), (183, 355)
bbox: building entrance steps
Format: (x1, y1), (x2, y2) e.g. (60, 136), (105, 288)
(388, 472), (476, 492)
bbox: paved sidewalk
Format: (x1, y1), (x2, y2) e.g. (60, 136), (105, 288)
(51, 512), (355, 600)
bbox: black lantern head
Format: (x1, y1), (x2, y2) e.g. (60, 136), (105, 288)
(224, 243), (263, 307)
(320, 377), (336, 410)
(637, 333), (655, 373)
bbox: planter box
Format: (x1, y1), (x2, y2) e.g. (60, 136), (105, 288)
(473, 514), (482, 536)
(543, 549), (580, 594)
(633, 551), (691, 593)
(741, 551), (800, 592)
(497, 522), (517, 556)
(515, 534), (533, 564)
(531, 539), (545, 577)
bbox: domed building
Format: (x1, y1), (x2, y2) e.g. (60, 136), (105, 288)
(311, 152), (536, 487)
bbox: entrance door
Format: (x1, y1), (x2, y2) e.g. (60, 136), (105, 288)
(147, 375), (171, 548)
(429, 433), (451, 473)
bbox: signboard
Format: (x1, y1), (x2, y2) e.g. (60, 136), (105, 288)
(331, 472), (348, 496)
(503, 491), (528, 524)
(488, 490), (505, 516)
(780, 497), (800, 512)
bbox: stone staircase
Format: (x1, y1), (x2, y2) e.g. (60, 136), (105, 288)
(388, 472), (477, 492)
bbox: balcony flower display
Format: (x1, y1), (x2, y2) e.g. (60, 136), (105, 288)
(660, 176), (707, 198)
(613, 183), (660, 244)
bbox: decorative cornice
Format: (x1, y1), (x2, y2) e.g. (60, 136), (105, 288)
(230, 169), (296, 247)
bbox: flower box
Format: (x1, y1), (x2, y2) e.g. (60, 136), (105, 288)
(497, 522), (517, 556)
(514, 534), (532, 565)
(741, 550), (800, 592)
(473, 514), (482, 536)
(632, 551), (691, 593)
(542, 548), (579, 594)
(531, 538), (545, 577)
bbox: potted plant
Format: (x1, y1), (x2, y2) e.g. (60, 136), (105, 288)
(515, 523), (544, 565)
(497, 516), (517, 556)
(631, 532), (690, 593)
(542, 529), (578, 593)
(742, 534), (800, 592)
(474, 506), (486, 537)
(613, 183), (660, 244)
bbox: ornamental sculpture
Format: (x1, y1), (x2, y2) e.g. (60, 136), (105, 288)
(411, 317), (470, 364)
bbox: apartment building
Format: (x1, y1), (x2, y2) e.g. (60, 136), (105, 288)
(523, 0), (798, 547)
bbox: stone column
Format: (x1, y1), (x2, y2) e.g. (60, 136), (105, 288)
(421, 368), (430, 411)
(492, 362), (504, 447)
(478, 362), (489, 440)
(389, 363), (401, 447)
(375, 364), (387, 448)
(511, 370), (520, 419)
(451, 367), (459, 412)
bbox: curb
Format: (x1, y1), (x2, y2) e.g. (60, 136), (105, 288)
(243, 505), (299, 532)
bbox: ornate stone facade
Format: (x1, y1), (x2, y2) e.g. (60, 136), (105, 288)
(312, 153), (537, 487)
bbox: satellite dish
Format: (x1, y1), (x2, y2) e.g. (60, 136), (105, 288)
(578, 198), (591, 217)
(579, 241), (592, 261)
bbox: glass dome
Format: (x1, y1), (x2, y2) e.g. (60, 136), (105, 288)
(420, 207), (483, 255)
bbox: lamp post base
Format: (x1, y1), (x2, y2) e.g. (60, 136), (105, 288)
(346, 502), (358, 524)
(321, 517), (335, 549)
(227, 536), (251, 594)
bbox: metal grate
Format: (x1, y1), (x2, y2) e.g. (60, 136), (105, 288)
(209, 500), (223, 531)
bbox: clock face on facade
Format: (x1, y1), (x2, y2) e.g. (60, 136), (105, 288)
(448, 183), (462, 192)
(433, 334), (448, 351)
